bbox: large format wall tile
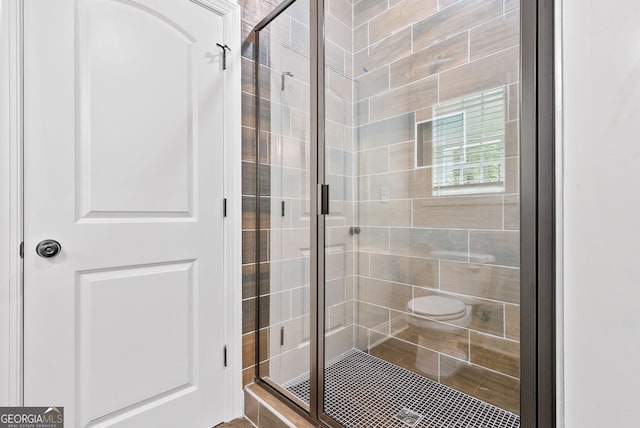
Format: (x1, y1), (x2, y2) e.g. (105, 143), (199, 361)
(355, 301), (390, 329)
(355, 66), (389, 100)
(505, 304), (520, 341)
(354, 23), (368, 52)
(369, 253), (439, 288)
(328, 68), (353, 103)
(389, 142), (415, 172)
(412, 0), (502, 51)
(328, 301), (354, 330)
(329, 0), (352, 28)
(439, 46), (519, 101)
(469, 230), (520, 267)
(368, 0), (437, 45)
(354, 0), (388, 27)
(440, 261), (520, 304)
(357, 112), (415, 150)
(243, 230), (270, 265)
(357, 277), (413, 312)
(357, 227), (390, 253)
(358, 146), (389, 175)
(469, 301), (505, 337)
(366, 169), (432, 201)
(395, 325), (469, 362)
(390, 33), (468, 88)
(242, 328), (268, 373)
(470, 8), (520, 61)
(469, 331), (520, 378)
(269, 257), (310, 293)
(439, 0), (459, 8)
(369, 76), (438, 122)
(412, 195), (504, 229)
(326, 14), (352, 53)
(326, 40), (346, 74)
(505, 0), (520, 11)
(358, 200), (412, 227)
(504, 194), (520, 230)
(390, 228), (469, 260)
(354, 28), (412, 76)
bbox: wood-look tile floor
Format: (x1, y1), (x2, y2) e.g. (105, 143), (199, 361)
(215, 418), (254, 428)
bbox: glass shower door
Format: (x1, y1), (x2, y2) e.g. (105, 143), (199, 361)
(322, 0), (522, 426)
(255, 0), (312, 409)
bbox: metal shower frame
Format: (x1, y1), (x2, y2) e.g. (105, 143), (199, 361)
(251, 0), (556, 426)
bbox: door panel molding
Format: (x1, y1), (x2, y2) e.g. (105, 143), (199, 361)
(77, 260), (197, 425)
(76, 0), (198, 220)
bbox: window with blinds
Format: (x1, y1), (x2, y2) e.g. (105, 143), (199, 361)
(416, 86), (506, 196)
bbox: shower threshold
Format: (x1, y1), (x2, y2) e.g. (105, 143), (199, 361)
(283, 349), (520, 428)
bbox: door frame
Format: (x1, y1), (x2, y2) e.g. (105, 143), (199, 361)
(0, 0), (24, 408)
(0, 0), (244, 421)
(520, 0), (557, 427)
(252, 0), (560, 426)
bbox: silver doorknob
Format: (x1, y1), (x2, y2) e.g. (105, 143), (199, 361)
(36, 239), (62, 258)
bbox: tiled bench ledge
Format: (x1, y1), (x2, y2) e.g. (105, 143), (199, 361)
(244, 383), (319, 428)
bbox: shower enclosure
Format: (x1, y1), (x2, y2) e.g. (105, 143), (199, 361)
(251, 0), (554, 426)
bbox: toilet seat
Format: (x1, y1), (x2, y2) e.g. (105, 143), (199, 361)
(408, 296), (467, 321)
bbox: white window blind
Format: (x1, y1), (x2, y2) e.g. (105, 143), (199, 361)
(430, 86), (506, 196)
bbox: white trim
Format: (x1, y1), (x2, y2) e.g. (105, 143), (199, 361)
(209, 0), (244, 421)
(0, 0), (23, 407)
(191, 0), (244, 420)
(554, 0), (565, 425)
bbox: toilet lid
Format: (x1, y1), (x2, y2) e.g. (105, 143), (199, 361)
(409, 296), (467, 319)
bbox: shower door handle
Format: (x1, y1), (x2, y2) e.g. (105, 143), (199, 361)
(320, 184), (329, 215)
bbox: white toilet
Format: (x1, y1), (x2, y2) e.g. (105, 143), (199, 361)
(405, 252), (496, 378)
(405, 295), (472, 377)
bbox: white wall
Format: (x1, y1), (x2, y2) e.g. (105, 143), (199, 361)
(562, 0), (640, 426)
(0, 0), (11, 405)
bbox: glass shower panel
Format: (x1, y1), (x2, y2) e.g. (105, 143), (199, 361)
(323, 0), (522, 425)
(256, 0), (312, 408)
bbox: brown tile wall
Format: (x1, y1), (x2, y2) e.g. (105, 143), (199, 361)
(244, 384), (316, 427)
(352, 0), (521, 414)
(241, 0), (284, 389)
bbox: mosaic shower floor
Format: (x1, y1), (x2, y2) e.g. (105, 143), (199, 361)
(283, 349), (520, 428)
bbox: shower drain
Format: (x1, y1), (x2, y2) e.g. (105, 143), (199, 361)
(395, 408), (424, 427)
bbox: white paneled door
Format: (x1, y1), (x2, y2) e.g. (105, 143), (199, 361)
(23, 1), (234, 426)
